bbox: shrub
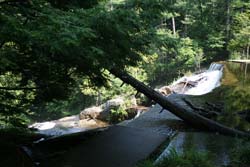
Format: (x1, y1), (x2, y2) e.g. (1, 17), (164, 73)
(230, 140), (250, 167)
(137, 148), (214, 167)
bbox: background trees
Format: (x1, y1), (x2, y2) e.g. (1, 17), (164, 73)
(0, 0), (165, 126)
(0, 0), (249, 127)
(228, 1), (250, 59)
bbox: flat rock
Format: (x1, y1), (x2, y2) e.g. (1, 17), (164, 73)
(25, 104), (183, 167)
(78, 119), (109, 128)
(37, 126), (168, 167)
(122, 104), (183, 135)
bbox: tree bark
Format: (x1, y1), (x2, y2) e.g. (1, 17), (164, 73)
(226, 0), (231, 41)
(109, 68), (250, 138)
(184, 14), (187, 37)
(110, 0), (113, 10)
(246, 44), (249, 59)
(242, 49), (245, 59)
(198, 0), (203, 16)
(172, 17), (176, 36)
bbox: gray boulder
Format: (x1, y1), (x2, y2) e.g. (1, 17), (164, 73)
(79, 97), (125, 121)
(79, 106), (103, 120)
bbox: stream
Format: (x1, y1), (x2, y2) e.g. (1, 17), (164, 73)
(27, 61), (250, 167)
(173, 62), (223, 95)
(29, 62), (225, 136)
(156, 60), (250, 166)
(29, 115), (108, 136)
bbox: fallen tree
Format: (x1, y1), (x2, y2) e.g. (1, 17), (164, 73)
(110, 69), (250, 138)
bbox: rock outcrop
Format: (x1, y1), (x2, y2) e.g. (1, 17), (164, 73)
(79, 97), (126, 121)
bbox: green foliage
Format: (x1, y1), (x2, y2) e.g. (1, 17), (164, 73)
(1, 0), (250, 126)
(48, 0), (101, 9)
(137, 143), (250, 167)
(31, 91), (96, 122)
(109, 107), (128, 123)
(228, 9), (250, 59)
(0, 72), (34, 127)
(158, 149), (214, 167)
(0, 0), (160, 125)
(145, 29), (203, 86)
(137, 148), (214, 167)
(230, 139), (250, 167)
(137, 160), (155, 167)
(224, 86), (250, 113)
(81, 67), (148, 104)
(217, 86), (250, 131)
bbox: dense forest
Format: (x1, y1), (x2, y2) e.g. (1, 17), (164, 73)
(0, 0), (250, 127)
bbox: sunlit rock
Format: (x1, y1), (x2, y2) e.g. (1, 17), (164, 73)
(29, 122), (56, 130)
(79, 97), (125, 121)
(158, 86), (172, 96)
(79, 106), (103, 120)
(78, 119), (108, 129)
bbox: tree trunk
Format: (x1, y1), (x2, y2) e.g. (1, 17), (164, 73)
(198, 0), (203, 16)
(183, 13), (187, 37)
(246, 44), (249, 59)
(110, 0), (113, 10)
(245, 63), (248, 79)
(242, 49), (245, 59)
(109, 68), (250, 137)
(226, 0), (231, 41)
(172, 17), (176, 36)
(96, 90), (102, 106)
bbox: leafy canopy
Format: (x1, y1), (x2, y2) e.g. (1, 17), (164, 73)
(0, 0), (167, 126)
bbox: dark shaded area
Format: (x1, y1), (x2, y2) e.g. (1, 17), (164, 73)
(22, 126), (168, 167)
(0, 128), (45, 167)
(188, 61), (250, 132)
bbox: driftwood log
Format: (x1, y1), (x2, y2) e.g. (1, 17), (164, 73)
(110, 69), (250, 138)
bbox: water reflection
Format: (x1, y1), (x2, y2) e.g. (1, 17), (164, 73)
(156, 132), (240, 166)
(219, 62), (250, 132)
(216, 85), (250, 132)
(194, 61), (250, 132)
(226, 62), (250, 84)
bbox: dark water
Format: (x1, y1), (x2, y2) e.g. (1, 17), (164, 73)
(189, 61), (250, 132)
(156, 61), (250, 166)
(225, 62), (250, 84)
(156, 132), (242, 166)
(218, 62), (250, 132)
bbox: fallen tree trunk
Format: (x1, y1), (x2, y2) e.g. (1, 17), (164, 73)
(110, 69), (250, 138)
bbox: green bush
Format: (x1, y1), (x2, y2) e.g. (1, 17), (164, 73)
(157, 149), (214, 167)
(137, 160), (155, 167)
(109, 108), (128, 124)
(137, 149), (214, 167)
(230, 140), (250, 167)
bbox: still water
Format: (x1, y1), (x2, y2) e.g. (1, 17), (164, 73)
(188, 61), (250, 132)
